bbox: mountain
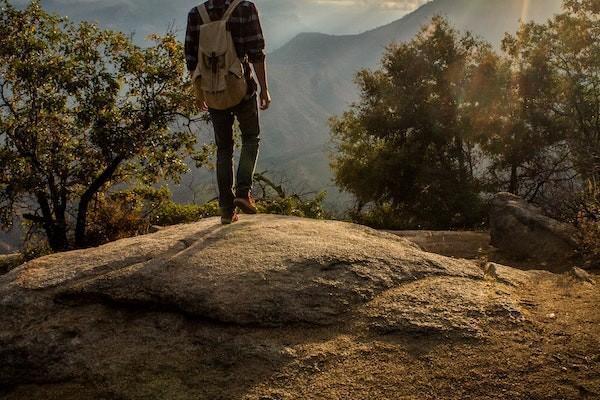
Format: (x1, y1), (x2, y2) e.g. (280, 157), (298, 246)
(15, 0), (414, 51)
(249, 0), (563, 206)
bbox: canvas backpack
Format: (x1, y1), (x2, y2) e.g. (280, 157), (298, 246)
(192, 0), (248, 110)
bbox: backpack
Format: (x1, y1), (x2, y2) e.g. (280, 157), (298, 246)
(191, 0), (248, 110)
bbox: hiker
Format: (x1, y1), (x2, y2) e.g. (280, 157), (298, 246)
(185, 0), (271, 225)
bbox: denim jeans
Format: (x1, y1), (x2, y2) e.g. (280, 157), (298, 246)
(208, 94), (260, 212)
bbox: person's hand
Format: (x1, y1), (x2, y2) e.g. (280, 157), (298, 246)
(259, 89), (271, 110)
(200, 101), (208, 112)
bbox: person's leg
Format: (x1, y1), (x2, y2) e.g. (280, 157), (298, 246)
(209, 108), (236, 215)
(233, 95), (260, 199)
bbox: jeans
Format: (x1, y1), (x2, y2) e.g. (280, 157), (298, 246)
(209, 94), (260, 212)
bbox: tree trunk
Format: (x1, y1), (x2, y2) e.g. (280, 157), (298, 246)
(47, 223), (69, 252)
(75, 156), (124, 248)
(24, 195), (69, 252)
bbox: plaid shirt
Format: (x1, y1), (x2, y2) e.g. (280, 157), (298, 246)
(185, 0), (266, 92)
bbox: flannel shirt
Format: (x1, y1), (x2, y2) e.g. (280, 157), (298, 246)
(185, 0), (266, 94)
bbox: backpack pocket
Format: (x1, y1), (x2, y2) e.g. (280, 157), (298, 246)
(202, 72), (247, 110)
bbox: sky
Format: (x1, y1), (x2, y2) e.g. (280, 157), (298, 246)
(10, 0), (431, 49)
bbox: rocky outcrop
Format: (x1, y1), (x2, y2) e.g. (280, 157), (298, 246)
(0, 215), (598, 400)
(490, 192), (579, 266)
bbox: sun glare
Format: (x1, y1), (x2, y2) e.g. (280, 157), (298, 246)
(521, 0), (530, 21)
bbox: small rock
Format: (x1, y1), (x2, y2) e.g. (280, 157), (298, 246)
(571, 267), (595, 284)
(483, 262), (498, 279)
(546, 313), (556, 319)
(148, 225), (164, 233)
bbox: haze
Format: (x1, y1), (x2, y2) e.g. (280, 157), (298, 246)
(9, 0), (433, 49)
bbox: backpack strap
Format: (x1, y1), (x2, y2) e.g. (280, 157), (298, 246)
(222, 0), (243, 21)
(196, 4), (211, 24)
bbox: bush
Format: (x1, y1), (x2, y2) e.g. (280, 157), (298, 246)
(86, 188), (170, 246)
(256, 192), (328, 220)
(85, 187), (224, 246)
(349, 194), (488, 231)
(152, 200), (220, 226)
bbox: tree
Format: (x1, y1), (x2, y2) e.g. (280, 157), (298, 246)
(0, 1), (206, 250)
(468, 39), (571, 200)
(505, 0), (600, 182)
(330, 17), (488, 228)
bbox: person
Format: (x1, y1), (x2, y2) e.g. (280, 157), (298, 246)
(185, 0), (271, 224)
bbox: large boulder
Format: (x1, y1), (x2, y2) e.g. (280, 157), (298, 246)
(0, 215), (598, 400)
(490, 192), (579, 267)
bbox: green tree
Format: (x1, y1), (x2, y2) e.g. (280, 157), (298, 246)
(468, 41), (570, 199)
(504, 0), (600, 181)
(0, 1), (206, 250)
(330, 17), (488, 229)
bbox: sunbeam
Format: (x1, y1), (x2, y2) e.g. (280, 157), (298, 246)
(521, 0), (530, 21)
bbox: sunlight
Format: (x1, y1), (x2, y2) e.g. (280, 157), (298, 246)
(521, 0), (530, 21)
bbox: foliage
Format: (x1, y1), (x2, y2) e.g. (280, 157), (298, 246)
(84, 187), (219, 246)
(469, 40), (571, 199)
(256, 192), (328, 220)
(330, 17), (488, 229)
(253, 171), (329, 220)
(85, 187), (169, 245)
(152, 198), (220, 226)
(503, 0), (600, 182)
(332, 2), (599, 233)
(0, 1), (208, 251)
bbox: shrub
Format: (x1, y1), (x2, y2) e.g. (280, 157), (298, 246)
(256, 192), (328, 220)
(86, 188), (170, 246)
(152, 200), (220, 226)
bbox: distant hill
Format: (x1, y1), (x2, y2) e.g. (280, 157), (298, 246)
(254, 0), (563, 205)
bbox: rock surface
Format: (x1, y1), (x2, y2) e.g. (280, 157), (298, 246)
(1, 215), (598, 400)
(490, 192), (579, 267)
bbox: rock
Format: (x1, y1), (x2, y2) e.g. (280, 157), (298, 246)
(0, 253), (24, 275)
(361, 277), (524, 338)
(483, 262), (530, 287)
(571, 267), (595, 284)
(13, 216), (487, 327)
(148, 225), (164, 233)
(0, 215), (579, 399)
(489, 192), (579, 267)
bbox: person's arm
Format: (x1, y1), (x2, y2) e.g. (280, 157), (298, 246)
(253, 61), (271, 110)
(185, 8), (201, 76)
(243, 3), (270, 110)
